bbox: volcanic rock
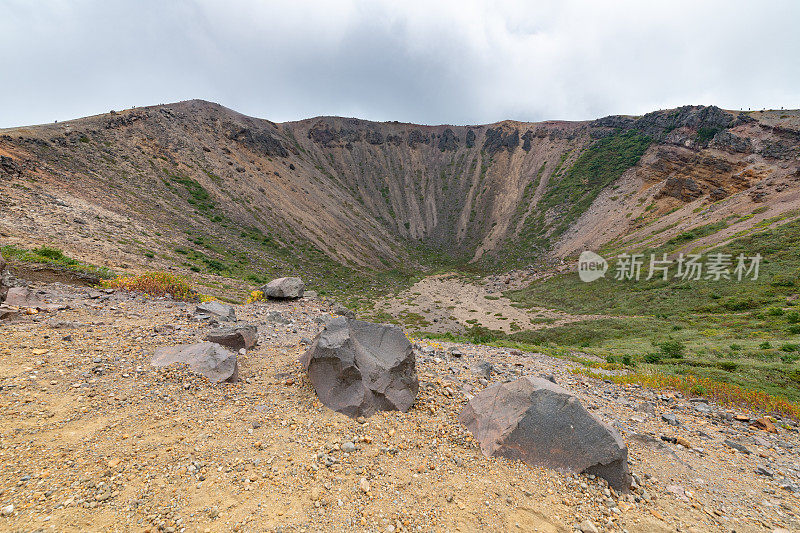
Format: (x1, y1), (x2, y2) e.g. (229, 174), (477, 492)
(262, 277), (304, 299)
(193, 301), (236, 322)
(152, 342), (238, 383)
(459, 376), (631, 491)
(204, 324), (257, 351)
(300, 317), (418, 418)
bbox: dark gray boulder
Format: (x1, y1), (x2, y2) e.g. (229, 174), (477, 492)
(204, 324), (257, 351)
(193, 301), (236, 322)
(459, 376), (631, 491)
(300, 317), (418, 418)
(152, 342), (238, 383)
(261, 277), (304, 299)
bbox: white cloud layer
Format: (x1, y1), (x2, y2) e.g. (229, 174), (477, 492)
(1, 0), (798, 128)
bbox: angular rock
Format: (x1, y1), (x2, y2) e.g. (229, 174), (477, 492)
(661, 413), (680, 426)
(193, 301), (236, 322)
(300, 317), (418, 418)
(693, 402), (713, 415)
(265, 310), (289, 324)
(261, 277), (304, 299)
(204, 324), (257, 351)
(751, 417), (779, 434)
(724, 439), (751, 454)
(4, 287), (48, 310)
(458, 376), (631, 491)
(472, 361), (494, 379)
(152, 342), (238, 383)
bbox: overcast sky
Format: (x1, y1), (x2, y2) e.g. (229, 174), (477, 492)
(1, 0), (799, 128)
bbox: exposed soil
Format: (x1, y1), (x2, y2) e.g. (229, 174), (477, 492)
(372, 274), (603, 334)
(0, 281), (798, 532)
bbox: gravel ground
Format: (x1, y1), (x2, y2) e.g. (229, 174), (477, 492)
(0, 282), (798, 532)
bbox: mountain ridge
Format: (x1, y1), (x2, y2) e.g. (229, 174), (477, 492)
(1, 99), (799, 297)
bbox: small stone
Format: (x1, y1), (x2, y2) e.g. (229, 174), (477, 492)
(755, 466), (773, 477)
(724, 439), (751, 454)
(661, 413), (679, 426)
(579, 519), (599, 533)
(342, 442), (356, 453)
(693, 402), (713, 415)
(1, 504), (13, 516)
(751, 417), (779, 434)
(359, 478), (370, 493)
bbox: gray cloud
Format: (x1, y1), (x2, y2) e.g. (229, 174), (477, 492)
(1, 0), (799, 128)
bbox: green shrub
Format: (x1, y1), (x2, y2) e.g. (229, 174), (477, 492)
(643, 353), (663, 364)
(780, 343), (800, 352)
(767, 307), (785, 316)
(781, 353), (800, 364)
(35, 246), (66, 260)
(716, 361), (739, 372)
(721, 297), (758, 311)
(465, 325), (499, 345)
(759, 341), (773, 350)
(771, 274), (796, 287)
(655, 339), (686, 359)
(787, 311), (800, 324)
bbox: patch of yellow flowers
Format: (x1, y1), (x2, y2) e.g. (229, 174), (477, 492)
(246, 290), (266, 304)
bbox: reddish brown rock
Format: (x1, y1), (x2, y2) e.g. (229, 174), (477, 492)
(459, 376), (631, 491)
(204, 324), (258, 351)
(751, 417), (779, 434)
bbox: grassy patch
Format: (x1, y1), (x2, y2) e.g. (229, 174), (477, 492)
(505, 220), (800, 401)
(574, 369), (800, 420)
(1, 245), (114, 279)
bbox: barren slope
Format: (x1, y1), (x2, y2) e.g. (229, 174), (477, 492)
(0, 101), (799, 293)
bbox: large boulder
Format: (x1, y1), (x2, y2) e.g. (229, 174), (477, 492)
(152, 342), (238, 383)
(204, 324), (257, 351)
(261, 277), (304, 299)
(300, 317), (418, 418)
(4, 287), (49, 310)
(193, 301), (236, 322)
(459, 376), (631, 491)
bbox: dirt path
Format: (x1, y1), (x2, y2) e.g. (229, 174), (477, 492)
(371, 273), (601, 334)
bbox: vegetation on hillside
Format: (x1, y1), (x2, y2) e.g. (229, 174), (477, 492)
(494, 130), (652, 269)
(101, 272), (198, 301)
(1, 245), (115, 280)
(504, 219), (800, 403)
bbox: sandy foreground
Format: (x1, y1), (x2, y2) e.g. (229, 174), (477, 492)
(0, 282), (798, 532)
